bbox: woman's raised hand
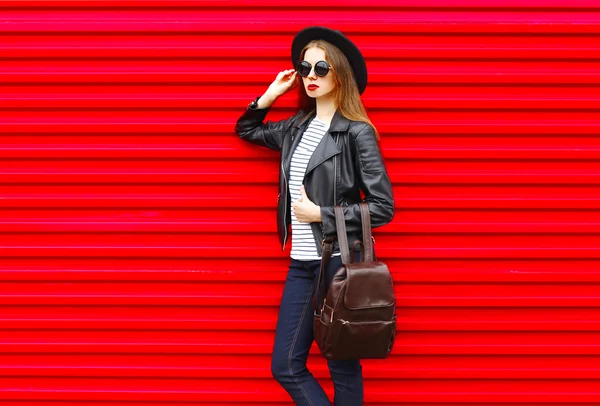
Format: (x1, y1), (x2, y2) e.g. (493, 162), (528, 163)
(267, 69), (298, 98)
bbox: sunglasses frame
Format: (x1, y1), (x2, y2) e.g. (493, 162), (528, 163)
(296, 60), (333, 77)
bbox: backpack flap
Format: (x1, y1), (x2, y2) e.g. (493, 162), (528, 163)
(343, 262), (395, 310)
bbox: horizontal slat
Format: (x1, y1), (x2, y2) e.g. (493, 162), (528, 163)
(0, 403), (301, 406)
(3, 86), (600, 111)
(2, 377), (599, 403)
(3, 0), (600, 8)
(6, 109), (600, 122)
(0, 209), (598, 233)
(1, 306), (600, 331)
(2, 330), (600, 355)
(0, 281), (285, 306)
(3, 34), (600, 59)
(3, 133), (600, 160)
(0, 280), (599, 306)
(4, 111), (600, 135)
(1, 258), (600, 283)
(0, 403), (300, 406)
(2, 185), (600, 209)
(2, 399), (598, 406)
(3, 60), (600, 85)
(1, 234), (600, 259)
(2, 354), (600, 379)
(2, 160), (600, 184)
(2, 11), (600, 35)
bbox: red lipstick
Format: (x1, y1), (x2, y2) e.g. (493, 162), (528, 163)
(307, 84), (319, 90)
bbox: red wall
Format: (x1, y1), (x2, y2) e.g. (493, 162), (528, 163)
(2, 0), (600, 404)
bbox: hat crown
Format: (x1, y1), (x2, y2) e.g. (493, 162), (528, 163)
(291, 26), (367, 95)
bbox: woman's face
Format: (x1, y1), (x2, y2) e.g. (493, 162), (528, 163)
(300, 47), (336, 99)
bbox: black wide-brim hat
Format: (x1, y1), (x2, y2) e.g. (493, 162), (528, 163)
(291, 26), (368, 95)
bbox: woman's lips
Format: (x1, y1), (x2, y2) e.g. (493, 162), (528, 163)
(307, 85), (319, 90)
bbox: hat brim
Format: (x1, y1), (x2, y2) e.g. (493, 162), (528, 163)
(291, 26), (367, 95)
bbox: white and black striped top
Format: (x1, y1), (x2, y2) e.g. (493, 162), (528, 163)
(289, 116), (341, 261)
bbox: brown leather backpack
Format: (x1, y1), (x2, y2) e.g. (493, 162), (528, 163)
(313, 202), (396, 360)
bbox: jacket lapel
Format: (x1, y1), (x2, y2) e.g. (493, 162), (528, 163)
(283, 110), (314, 180)
(285, 109), (351, 178)
(305, 110), (350, 175)
(305, 132), (340, 175)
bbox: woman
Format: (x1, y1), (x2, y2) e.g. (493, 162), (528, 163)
(234, 26), (394, 406)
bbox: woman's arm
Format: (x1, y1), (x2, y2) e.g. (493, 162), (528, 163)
(234, 96), (302, 152)
(320, 123), (395, 236)
(234, 69), (300, 152)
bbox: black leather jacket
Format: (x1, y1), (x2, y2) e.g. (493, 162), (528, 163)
(234, 104), (394, 256)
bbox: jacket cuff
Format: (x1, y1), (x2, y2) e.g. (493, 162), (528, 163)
(320, 205), (336, 236)
(243, 104), (270, 116)
(234, 105), (271, 135)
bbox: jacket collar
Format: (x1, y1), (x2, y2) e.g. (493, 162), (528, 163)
(293, 109), (351, 133)
(287, 108), (349, 177)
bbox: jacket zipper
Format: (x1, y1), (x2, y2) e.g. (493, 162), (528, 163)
(322, 134), (339, 250)
(281, 158), (288, 251)
(334, 134), (339, 205)
(319, 134), (338, 250)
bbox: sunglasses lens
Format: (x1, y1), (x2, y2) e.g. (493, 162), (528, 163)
(297, 61), (311, 77)
(315, 61), (329, 76)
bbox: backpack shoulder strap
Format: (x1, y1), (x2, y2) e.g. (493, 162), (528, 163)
(359, 202), (374, 262)
(334, 206), (352, 265)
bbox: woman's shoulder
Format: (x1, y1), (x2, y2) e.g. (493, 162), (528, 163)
(347, 119), (375, 135)
(345, 118), (380, 143)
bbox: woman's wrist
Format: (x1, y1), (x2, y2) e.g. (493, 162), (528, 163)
(314, 206), (322, 222)
(258, 91), (279, 108)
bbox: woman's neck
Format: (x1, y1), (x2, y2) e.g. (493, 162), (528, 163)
(315, 97), (337, 125)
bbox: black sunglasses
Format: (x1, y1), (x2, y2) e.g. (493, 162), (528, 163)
(296, 60), (333, 77)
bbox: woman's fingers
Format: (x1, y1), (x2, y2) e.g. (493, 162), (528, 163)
(276, 70), (292, 83)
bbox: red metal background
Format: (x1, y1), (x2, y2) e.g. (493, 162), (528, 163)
(2, 0), (600, 404)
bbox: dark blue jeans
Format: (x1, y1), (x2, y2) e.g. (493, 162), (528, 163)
(271, 251), (364, 405)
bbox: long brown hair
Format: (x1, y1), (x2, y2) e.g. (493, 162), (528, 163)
(296, 39), (380, 140)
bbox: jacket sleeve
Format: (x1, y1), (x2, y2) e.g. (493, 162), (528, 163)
(320, 123), (395, 237)
(234, 105), (302, 152)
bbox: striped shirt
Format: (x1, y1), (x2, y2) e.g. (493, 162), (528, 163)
(289, 116), (341, 261)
